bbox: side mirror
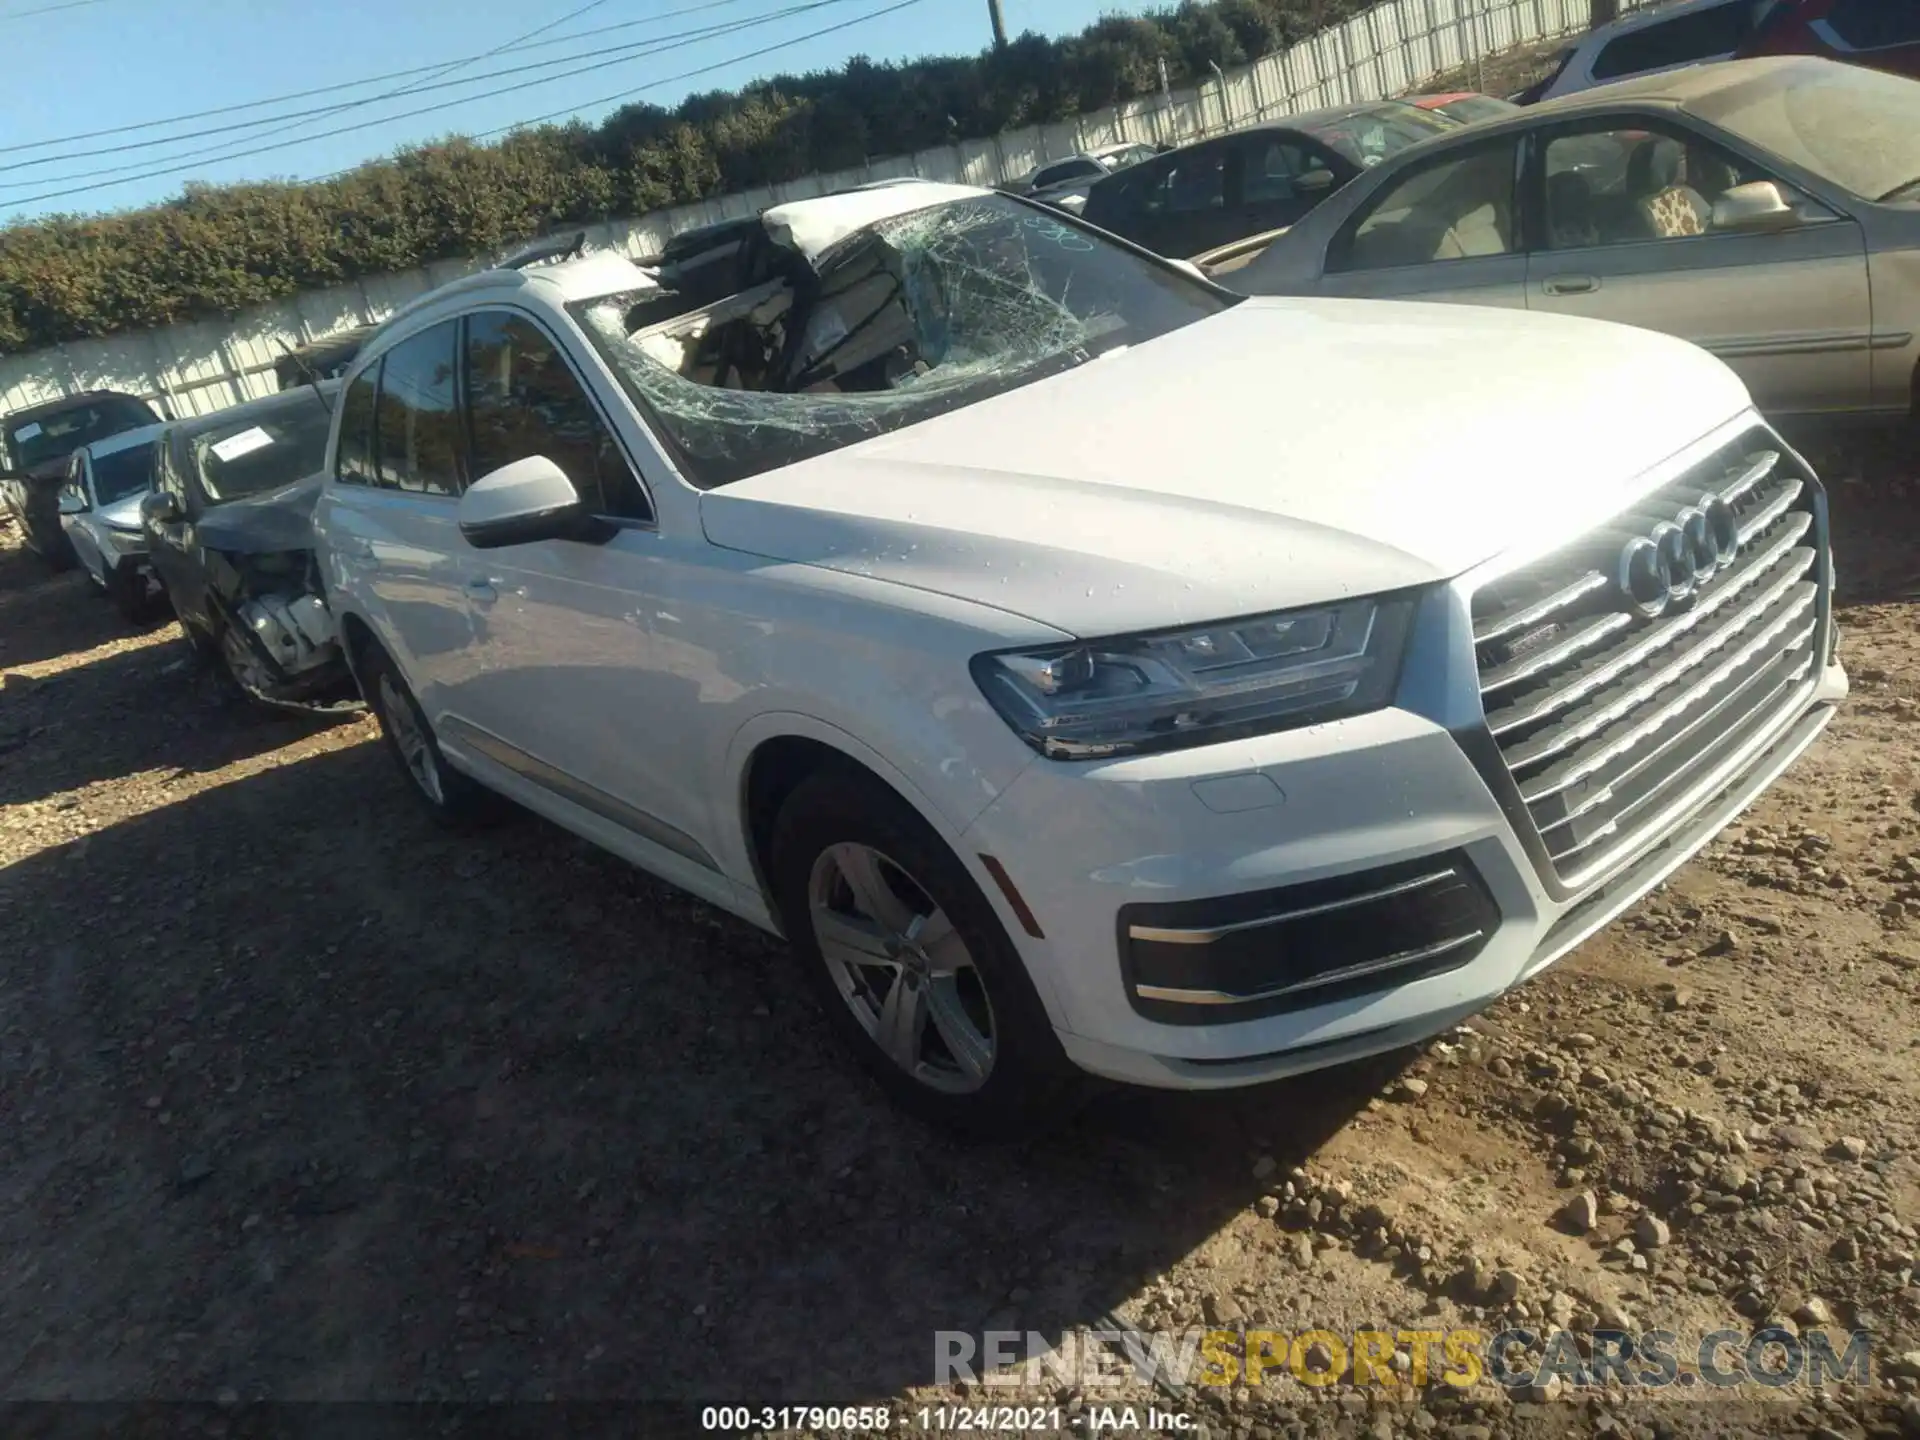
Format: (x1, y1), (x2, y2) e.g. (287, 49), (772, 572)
(1296, 168), (1337, 193)
(58, 489), (88, 516)
(140, 490), (182, 527)
(457, 455), (610, 550)
(1712, 180), (1799, 234)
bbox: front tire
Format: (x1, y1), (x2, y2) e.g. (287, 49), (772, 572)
(358, 643), (499, 829)
(769, 766), (1084, 1137)
(109, 565), (157, 623)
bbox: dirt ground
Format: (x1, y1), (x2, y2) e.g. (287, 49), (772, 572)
(0, 432), (1916, 1437)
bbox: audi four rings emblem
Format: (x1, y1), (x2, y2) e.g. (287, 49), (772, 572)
(1617, 495), (1741, 619)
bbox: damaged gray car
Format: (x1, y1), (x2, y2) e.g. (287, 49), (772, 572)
(140, 384), (359, 712)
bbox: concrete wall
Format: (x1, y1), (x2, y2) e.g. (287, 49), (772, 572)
(0, 0), (1633, 418)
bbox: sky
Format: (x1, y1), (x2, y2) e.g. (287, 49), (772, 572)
(0, 0), (1153, 225)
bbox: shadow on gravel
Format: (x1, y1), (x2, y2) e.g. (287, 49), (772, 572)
(0, 639), (353, 809)
(0, 564), (157, 673)
(0, 743), (1401, 1403)
(1799, 428), (1918, 610)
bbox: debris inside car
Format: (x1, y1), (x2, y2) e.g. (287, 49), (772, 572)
(572, 183), (1192, 485)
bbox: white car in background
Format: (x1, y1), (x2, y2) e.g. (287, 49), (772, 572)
(57, 423), (166, 621)
(1518, 0), (1780, 102)
(313, 180), (1845, 1133)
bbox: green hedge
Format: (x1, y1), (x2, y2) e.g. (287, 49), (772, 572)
(0, 0), (1368, 352)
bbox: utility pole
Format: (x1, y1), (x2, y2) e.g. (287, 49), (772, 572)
(987, 0), (1007, 48)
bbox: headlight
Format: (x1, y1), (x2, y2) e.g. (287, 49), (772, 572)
(971, 596), (1416, 759)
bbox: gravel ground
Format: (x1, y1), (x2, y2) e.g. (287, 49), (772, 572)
(0, 434), (1917, 1436)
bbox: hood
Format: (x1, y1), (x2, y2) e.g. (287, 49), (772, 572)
(700, 296), (1752, 636)
(196, 472), (325, 555)
(97, 490), (148, 530)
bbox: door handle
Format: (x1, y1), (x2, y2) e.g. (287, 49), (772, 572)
(1542, 275), (1598, 296)
(464, 577), (499, 606)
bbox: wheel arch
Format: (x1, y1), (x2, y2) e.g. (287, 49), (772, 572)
(734, 722), (951, 923)
(731, 715), (1069, 1031)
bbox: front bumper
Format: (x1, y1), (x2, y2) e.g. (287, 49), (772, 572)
(967, 667), (1842, 1090)
(960, 421), (1846, 1090)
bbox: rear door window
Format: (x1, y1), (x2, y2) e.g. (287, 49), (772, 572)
(1823, 0), (1920, 48)
(1592, 0), (1763, 79)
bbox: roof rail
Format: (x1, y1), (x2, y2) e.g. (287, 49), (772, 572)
(499, 230), (589, 271)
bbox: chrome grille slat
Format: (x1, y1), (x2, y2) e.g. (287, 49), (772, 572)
(1531, 625), (1813, 829)
(1470, 433), (1826, 885)
(1485, 518), (1812, 739)
(1548, 643), (1816, 864)
(1480, 612), (1633, 698)
(1473, 571), (1610, 646)
(1503, 569), (1814, 775)
(1530, 611), (1815, 828)
(1736, 476), (1803, 545)
(1721, 450), (1780, 505)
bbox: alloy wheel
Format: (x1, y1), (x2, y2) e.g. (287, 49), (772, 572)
(376, 672), (444, 806)
(806, 841), (997, 1094)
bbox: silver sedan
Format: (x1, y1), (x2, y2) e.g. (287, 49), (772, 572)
(1222, 56), (1920, 426)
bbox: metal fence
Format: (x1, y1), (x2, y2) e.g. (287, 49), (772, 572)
(0, 0), (1644, 420)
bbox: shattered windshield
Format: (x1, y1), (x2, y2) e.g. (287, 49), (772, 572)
(571, 193), (1233, 489)
(190, 392), (336, 503)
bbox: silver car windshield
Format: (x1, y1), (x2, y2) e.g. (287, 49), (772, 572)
(571, 193), (1232, 488)
(1700, 63), (1920, 203)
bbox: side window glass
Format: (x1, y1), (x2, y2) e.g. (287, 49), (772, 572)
(373, 322), (463, 497)
(1542, 127), (1807, 250)
(1337, 142), (1517, 271)
(335, 367), (380, 488)
(464, 311), (650, 521)
(60, 456), (87, 511)
(1159, 149), (1227, 215)
(1826, 0), (1920, 47)
(157, 439), (186, 499)
(1241, 139), (1307, 204)
(1591, 0), (1757, 78)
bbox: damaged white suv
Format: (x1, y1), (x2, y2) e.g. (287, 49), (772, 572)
(314, 180), (1846, 1132)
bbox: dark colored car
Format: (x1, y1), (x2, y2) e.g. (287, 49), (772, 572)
(275, 324), (379, 391)
(1737, 0), (1920, 79)
(140, 384), (357, 711)
(1079, 101), (1456, 258)
(0, 390), (163, 568)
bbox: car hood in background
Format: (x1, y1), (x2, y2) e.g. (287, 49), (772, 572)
(97, 490), (148, 530)
(195, 472), (326, 554)
(700, 296), (1752, 636)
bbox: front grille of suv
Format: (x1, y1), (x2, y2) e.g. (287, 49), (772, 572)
(1469, 431), (1827, 887)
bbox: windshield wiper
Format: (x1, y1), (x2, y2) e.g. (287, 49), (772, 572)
(1877, 176), (1920, 203)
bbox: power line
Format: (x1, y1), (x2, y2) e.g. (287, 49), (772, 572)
(0, 0), (759, 156)
(142, 0), (622, 209)
(4, 0), (926, 211)
(0, 1), (800, 175)
(0, 0), (108, 19)
(473, 0), (927, 140)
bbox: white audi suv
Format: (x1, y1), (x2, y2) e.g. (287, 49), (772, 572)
(312, 181), (1846, 1132)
